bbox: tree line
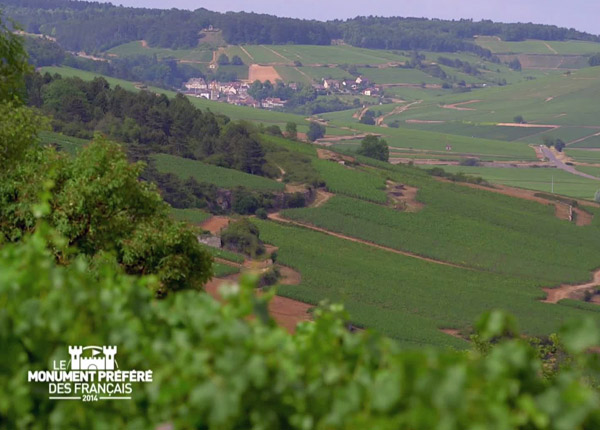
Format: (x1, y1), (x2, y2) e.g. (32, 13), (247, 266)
(3, 0), (599, 55)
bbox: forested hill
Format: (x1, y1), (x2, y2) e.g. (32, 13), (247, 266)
(2, 0), (599, 55)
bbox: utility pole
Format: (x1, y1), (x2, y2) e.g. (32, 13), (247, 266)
(551, 175), (554, 193)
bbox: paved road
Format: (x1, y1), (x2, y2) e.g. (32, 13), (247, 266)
(540, 146), (600, 181)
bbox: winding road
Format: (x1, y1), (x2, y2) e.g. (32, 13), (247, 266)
(540, 146), (600, 181)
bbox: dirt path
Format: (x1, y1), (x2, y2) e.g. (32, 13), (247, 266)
(238, 45), (254, 61)
(542, 269), (600, 303)
(353, 106), (370, 120)
(441, 100), (482, 111)
(543, 41), (559, 55)
(268, 212), (472, 270)
(376, 100), (422, 125)
(316, 148), (356, 163)
(200, 216), (231, 235)
(312, 189), (334, 208)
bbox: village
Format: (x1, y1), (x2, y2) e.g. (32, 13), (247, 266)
(182, 75), (382, 110)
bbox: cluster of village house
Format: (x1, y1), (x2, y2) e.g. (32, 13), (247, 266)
(183, 76), (381, 109)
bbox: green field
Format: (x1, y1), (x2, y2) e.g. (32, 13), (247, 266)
(566, 149), (600, 163)
(357, 67), (443, 85)
(575, 166), (600, 178)
(438, 165), (600, 199)
(475, 37), (600, 55)
(213, 263), (241, 277)
(152, 154), (285, 191)
(281, 173), (600, 281)
(399, 121), (550, 142)
(107, 41), (213, 62)
(170, 208), (212, 224)
(38, 130), (88, 154)
(268, 45), (408, 65)
(569, 134), (600, 148)
(255, 218), (600, 347)
(377, 67), (600, 127)
(313, 159), (388, 203)
(332, 121), (538, 161)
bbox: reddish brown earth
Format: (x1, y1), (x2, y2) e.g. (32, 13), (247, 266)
(440, 328), (465, 340)
(542, 269), (600, 303)
(200, 216), (231, 234)
(204, 271), (310, 333)
(248, 64), (282, 83)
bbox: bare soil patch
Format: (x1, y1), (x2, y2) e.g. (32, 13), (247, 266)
(386, 181), (424, 212)
(278, 265), (302, 285)
(316, 148), (356, 163)
(248, 64), (282, 83)
(204, 274), (311, 333)
(440, 328), (466, 341)
(285, 183), (307, 193)
(542, 269), (600, 303)
(200, 216), (231, 235)
(441, 100), (482, 111)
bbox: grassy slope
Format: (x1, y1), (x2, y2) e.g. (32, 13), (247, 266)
(107, 40), (213, 62)
(152, 154), (284, 191)
(474, 37), (600, 55)
(255, 218), (600, 347)
(388, 67), (600, 127)
(439, 165), (600, 199)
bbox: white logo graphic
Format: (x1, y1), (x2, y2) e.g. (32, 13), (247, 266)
(69, 346), (117, 371)
(27, 345), (152, 402)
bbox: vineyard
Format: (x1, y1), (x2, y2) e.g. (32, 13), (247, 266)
(312, 159), (388, 203)
(153, 154), (285, 191)
(254, 219), (600, 346)
(281, 179), (600, 283)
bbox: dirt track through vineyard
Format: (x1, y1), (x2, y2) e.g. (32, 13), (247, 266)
(268, 212), (472, 270)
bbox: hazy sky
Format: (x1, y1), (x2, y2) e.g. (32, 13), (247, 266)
(101, 0), (599, 35)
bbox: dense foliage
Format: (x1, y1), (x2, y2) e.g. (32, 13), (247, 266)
(4, 225), (600, 429)
(357, 135), (390, 162)
(3, 0), (599, 55)
(25, 73), (280, 177)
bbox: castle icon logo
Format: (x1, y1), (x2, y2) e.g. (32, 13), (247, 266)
(69, 345), (118, 371)
(28, 344), (152, 402)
